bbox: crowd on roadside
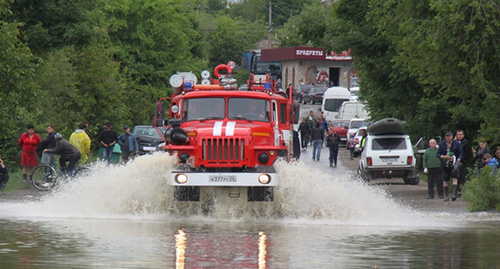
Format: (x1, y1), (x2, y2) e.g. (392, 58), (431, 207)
(297, 110), (342, 167)
(422, 129), (500, 202)
(0, 122), (139, 190)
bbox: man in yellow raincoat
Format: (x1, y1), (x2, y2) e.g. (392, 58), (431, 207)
(69, 123), (91, 164)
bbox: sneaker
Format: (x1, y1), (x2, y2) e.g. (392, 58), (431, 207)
(452, 196), (457, 201)
(427, 196), (434, 199)
(41, 182), (52, 188)
(312, 158), (315, 161)
(443, 197), (449, 202)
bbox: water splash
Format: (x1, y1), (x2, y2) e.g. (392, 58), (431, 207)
(1, 153), (493, 226)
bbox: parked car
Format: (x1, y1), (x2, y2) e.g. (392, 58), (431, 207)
(357, 118), (419, 185)
(347, 118), (371, 149)
(330, 119), (350, 144)
(303, 87), (327, 104)
(358, 133), (419, 185)
(294, 85), (313, 102)
(132, 125), (167, 155)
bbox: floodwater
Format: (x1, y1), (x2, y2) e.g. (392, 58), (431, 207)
(1, 152), (500, 268)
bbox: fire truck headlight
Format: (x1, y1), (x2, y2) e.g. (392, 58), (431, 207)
(175, 174), (188, 184)
(258, 153), (270, 164)
(258, 174), (271, 184)
(179, 153), (190, 163)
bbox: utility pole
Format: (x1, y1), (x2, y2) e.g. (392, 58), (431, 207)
(268, 0), (272, 48)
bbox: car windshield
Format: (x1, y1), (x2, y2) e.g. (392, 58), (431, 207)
(372, 138), (407, 150)
(351, 120), (369, 128)
(297, 85), (313, 93)
(228, 98), (270, 122)
(134, 127), (165, 139)
(184, 98), (225, 121)
(332, 120), (349, 127)
(311, 88), (327, 94)
(324, 99), (350, 112)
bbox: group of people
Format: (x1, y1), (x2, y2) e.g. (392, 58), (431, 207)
(297, 111), (341, 167)
(10, 122), (140, 186)
(422, 130), (500, 202)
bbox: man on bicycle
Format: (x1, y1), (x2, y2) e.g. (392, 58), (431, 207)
(43, 133), (81, 176)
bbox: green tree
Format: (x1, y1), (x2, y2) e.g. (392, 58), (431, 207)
(105, 0), (206, 124)
(0, 13), (39, 168)
(6, 0), (106, 55)
(206, 15), (266, 67)
(367, 0), (500, 142)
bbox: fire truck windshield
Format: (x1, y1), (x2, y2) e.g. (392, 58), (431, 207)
(228, 98), (270, 122)
(184, 98), (225, 121)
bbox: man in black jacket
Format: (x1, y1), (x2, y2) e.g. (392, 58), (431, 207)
(456, 130), (472, 194)
(44, 133), (81, 176)
(38, 125), (57, 166)
(99, 122), (118, 164)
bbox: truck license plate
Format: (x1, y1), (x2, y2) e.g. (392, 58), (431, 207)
(209, 175), (237, 182)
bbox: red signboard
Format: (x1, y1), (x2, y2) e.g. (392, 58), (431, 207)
(261, 47), (351, 61)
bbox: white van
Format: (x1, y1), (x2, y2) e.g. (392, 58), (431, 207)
(338, 101), (369, 120)
(321, 87), (351, 122)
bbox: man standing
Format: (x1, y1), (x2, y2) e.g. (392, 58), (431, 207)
(99, 122), (118, 164)
(455, 129), (472, 195)
(38, 125), (57, 167)
(437, 131), (462, 201)
(117, 125), (139, 163)
(306, 111), (316, 146)
(69, 123), (91, 164)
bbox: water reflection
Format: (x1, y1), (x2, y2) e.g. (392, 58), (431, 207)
(1, 153), (500, 267)
(258, 231), (267, 269)
(175, 229), (186, 269)
(173, 227), (269, 268)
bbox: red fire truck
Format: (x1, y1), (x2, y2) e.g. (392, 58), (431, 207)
(154, 62), (299, 203)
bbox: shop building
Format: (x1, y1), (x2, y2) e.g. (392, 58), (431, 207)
(261, 47), (357, 89)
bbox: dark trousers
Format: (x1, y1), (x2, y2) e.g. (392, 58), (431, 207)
(458, 163), (467, 190)
(329, 147), (339, 166)
(428, 167), (443, 198)
(60, 154), (81, 176)
(0, 174), (9, 191)
(300, 133), (308, 149)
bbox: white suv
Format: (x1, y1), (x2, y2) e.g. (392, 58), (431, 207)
(358, 133), (419, 185)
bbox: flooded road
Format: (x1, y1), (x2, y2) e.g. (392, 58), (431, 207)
(1, 145), (500, 267)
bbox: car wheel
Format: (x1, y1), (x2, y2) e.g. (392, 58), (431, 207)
(403, 176), (420, 185)
(357, 167), (371, 182)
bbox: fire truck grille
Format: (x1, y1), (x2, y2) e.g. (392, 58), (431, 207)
(202, 138), (245, 162)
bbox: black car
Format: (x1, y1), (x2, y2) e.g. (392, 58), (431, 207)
(132, 125), (167, 155)
(303, 87), (327, 104)
(294, 85), (313, 102)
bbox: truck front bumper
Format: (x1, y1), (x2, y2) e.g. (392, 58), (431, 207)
(170, 171), (279, 187)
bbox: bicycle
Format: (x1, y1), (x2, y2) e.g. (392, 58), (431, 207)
(31, 163), (90, 191)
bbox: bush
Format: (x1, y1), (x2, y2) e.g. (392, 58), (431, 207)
(463, 167), (500, 212)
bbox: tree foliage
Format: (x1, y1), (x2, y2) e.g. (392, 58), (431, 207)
(327, 0), (500, 145)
